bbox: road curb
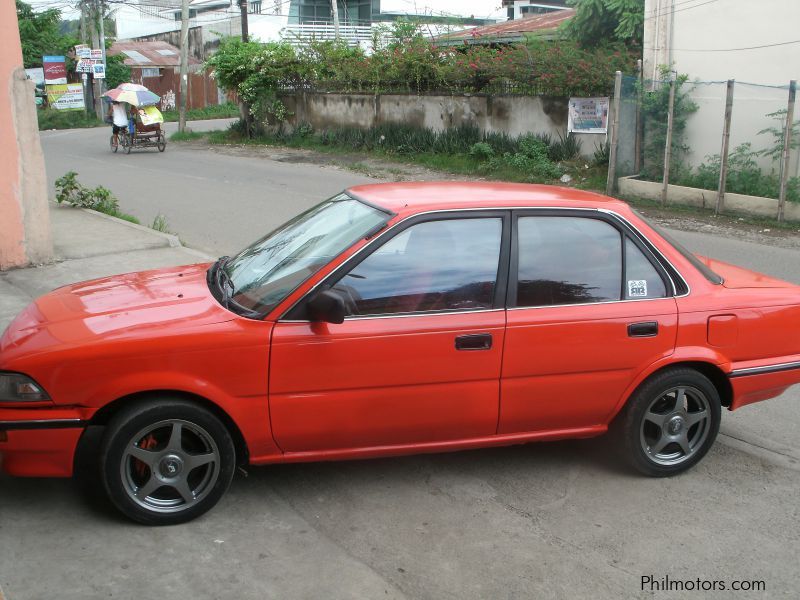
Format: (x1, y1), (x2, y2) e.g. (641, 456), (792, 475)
(78, 206), (182, 248)
(58, 204), (216, 261)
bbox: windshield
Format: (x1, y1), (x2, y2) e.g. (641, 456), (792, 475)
(219, 194), (390, 316)
(632, 210), (723, 285)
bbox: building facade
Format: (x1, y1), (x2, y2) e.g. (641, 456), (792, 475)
(643, 0), (800, 175)
(501, 0), (569, 20)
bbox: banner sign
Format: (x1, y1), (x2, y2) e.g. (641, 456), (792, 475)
(567, 97), (610, 134)
(92, 63), (106, 79)
(46, 83), (85, 111)
(25, 67), (45, 90)
(75, 44), (91, 59)
(90, 49), (103, 59)
(43, 55), (67, 85)
(137, 106), (164, 126)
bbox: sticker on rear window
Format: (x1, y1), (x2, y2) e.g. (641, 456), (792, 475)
(628, 280), (647, 298)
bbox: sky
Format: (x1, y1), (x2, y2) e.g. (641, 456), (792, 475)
(27, 1), (509, 23)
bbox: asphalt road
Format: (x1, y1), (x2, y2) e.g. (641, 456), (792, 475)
(2, 123), (799, 599)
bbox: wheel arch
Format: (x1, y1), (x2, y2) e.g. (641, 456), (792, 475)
(609, 360), (733, 423)
(76, 390), (250, 469)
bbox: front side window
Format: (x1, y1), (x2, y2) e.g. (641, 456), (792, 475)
(516, 216), (622, 307)
(222, 194), (389, 315)
(332, 218), (503, 316)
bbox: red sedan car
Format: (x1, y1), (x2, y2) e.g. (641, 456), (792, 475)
(2, 183), (799, 524)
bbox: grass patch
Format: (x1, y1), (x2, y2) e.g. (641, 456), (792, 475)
(150, 214), (170, 232)
(170, 130), (208, 142)
(162, 103), (240, 122)
(37, 109), (104, 131)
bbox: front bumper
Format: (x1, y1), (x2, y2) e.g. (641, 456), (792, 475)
(0, 407), (88, 477)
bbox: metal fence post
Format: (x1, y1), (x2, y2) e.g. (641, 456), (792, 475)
(777, 80), (797, 222)
(634, 59), (643, 174)
(606, 70), (623, 196)
(715, 79), (735, 215)
(661, 75), (676, 207)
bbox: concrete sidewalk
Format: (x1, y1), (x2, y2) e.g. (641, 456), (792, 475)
(0, 202), (213, 332)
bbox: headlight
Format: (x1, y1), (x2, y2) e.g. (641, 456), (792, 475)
(0, 373), (50, 402)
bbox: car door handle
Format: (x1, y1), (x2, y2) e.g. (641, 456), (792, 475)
(455, 333), (493, 351)
(628, 321), (659, 337)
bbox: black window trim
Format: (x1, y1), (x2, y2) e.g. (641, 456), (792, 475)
(282, 210), (512, 321)
(507, 209), (676, 310)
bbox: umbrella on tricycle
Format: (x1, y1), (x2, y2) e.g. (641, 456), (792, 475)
(102, 83), (166, 154)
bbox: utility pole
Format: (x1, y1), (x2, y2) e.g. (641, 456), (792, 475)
(239, 0), (249, 42)
(331, 0), (340, 40)
(179, 0), (190, 133)
(98, 0), (107, 104)
(661, 74), (677, 207)
(715, 80), (735, 215)
(91, 0), (102, 118)
(606, 71), (622, 196)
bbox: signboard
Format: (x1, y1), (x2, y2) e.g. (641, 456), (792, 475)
(43, 55), (67, 85)
(76, 59), (93, 73)
(75, 44), (91, 59)
(46, 83), (85, 111)
(90, 48), (103, 59)
(568, 97), (610, 134)
(25, 67), (45, 90)
(92, 63), (106, 79)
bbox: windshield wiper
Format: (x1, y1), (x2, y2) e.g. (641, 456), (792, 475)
(214, 256), (234, 308)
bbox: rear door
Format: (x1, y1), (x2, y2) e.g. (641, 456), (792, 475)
(499, 211), (679, 434)
(269, 211), (511, 452)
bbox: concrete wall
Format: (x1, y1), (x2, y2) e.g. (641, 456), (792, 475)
(643, 0), (800, 176)
(0, 2), (52, 270)
(281, 92), (601, 158)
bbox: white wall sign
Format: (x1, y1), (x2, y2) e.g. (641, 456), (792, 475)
(568, 97), (610, 134)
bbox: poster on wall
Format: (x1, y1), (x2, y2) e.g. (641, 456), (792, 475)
(46, 83), (85, 111)
(568, 97), (609, 134)
(43, 55), (67, 84)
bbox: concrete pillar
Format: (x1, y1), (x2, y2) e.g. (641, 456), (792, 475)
(0, 2), (53, 270)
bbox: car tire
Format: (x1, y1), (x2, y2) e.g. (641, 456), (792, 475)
(617, 368), (721, 477)
(100, 399), (236, 525)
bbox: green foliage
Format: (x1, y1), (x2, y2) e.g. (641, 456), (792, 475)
(548, 132), (583, 162)
(55, 171), (141, 220)
(487, 135), (564, 180)
(469, 142), (495, 160)
(37, 109), (103, 130)
(640, 70), (698, 181)
(105, 54), (131, 90)
(562, 0), (644, 48)
(150, 214), (169, 233)
(16, 0), (78, 68)
(161, 102), (240, 122)
(592, 140), (610, 166)
(757, 109), (800, 162)
(678, 143), (800, 203)
(205, 28), (637, 110)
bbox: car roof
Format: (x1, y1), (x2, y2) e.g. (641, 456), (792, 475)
(346, 182), (629, 217)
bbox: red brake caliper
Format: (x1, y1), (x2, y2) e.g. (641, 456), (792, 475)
(135, 434), (158, 478)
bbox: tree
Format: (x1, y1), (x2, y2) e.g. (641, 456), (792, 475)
(562, 0), (644, 49)
(16, 0), (77, 68)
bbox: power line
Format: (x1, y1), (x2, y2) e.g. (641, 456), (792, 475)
(644, 38), (800, 53)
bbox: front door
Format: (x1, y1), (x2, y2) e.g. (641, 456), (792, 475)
(499, 212), (679, 434)
(269, 213), (510, 452)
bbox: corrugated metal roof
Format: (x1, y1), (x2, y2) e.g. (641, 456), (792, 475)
(108, 41), (201, 67)
(438, 9), (575, 44)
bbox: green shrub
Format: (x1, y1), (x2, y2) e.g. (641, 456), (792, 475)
(469, 142), (494, 161)
(678, 143), (800, 203)
(54, 171), (141, 221)
(548, 132), (583, 162)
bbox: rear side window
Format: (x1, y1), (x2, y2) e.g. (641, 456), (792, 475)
(625, 238), (667, 299)
(516, 217), (622, 307)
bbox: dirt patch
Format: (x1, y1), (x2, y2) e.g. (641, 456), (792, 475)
(178, 140), (800, 250)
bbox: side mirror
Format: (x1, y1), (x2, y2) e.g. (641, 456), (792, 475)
(307, 289), (346, 324)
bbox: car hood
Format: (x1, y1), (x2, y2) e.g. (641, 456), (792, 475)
(698, 256), (798, 289)
(0, 263), (234, 360)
